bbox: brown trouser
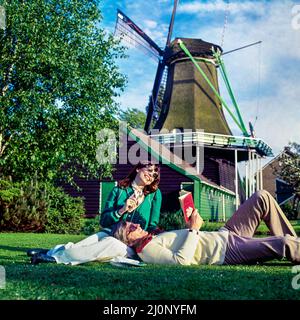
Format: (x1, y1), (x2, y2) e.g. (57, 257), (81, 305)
(223, 190), (300, 265)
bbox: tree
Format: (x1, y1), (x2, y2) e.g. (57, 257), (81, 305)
(276, 142), (300, 219)
(0, 0), (126, 184)
(119, 107), (146, 129)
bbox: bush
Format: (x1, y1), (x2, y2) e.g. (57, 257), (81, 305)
(81, 216), (100, 235)
(281, 201), (296, 220)
(45, 186), (85, 234)
(158, 210), (186, 231)
(0, 178), (85, 233)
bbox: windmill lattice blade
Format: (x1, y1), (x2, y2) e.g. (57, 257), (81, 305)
(154, 66), (169, 120)
(114, 10), (163, 61)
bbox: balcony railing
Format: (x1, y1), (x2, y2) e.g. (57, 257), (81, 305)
(149, 131), (273, 157)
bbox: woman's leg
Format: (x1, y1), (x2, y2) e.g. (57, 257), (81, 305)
(224, 190), (296, 237)
(224, 232), (300, 265)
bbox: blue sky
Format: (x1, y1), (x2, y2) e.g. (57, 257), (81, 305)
(100, 0), (300, 158)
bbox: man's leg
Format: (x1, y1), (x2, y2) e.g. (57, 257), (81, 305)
(224, 233), (300, 265)
(224, 190), (296, 237)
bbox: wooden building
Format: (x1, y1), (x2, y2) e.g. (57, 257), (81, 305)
(63, 127), (236, 221)
(262, 148), (295, 205)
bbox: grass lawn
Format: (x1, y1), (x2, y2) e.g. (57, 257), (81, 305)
(0, 221), (300, 300)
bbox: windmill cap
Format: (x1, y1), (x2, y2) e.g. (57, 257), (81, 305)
(165, 38), (222, 63)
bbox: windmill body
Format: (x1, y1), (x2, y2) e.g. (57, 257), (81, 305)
(155, 38), (231, 136)
(114, 2), (273, 211)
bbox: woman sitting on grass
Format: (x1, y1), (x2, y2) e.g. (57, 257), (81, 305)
(100, 161), (161, 233)
(29, 161), (162, 265)
(113, 190), (300, 266)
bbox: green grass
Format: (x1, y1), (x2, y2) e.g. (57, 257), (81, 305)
(1, 222), (300, 300)
(203, 219), (300, 234)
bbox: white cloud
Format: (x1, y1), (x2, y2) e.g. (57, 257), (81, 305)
(179, 0), (266, 15)
(143, 24), (169, 47)
(186, 1), (300, 156)
(115, 79), (154, 111)
(144, 19), (158, 29)
(111, 0), (300, 157)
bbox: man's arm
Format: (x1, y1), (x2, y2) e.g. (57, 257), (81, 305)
(139, 230), (200, 265)
(139, 210), (203, 265)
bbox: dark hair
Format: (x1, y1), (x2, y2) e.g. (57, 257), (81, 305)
(118, 161), (160, 196)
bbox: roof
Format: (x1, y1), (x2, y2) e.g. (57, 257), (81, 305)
(165, 38), (223, 63)
(126, 126), (235, 196)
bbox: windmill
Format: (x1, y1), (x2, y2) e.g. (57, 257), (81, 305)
(114, 0), (273, 205)
(115, 0), (239, 136)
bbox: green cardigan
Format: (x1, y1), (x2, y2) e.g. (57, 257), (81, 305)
(100, 186), (162, 232)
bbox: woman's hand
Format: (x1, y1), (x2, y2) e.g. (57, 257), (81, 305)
(186, 209), (204, 231)
(119, 196), (138, 214)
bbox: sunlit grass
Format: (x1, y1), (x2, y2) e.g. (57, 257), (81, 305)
(0, 227), (300, 300)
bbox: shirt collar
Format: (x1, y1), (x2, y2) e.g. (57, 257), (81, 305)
(131, 180), (144, 194)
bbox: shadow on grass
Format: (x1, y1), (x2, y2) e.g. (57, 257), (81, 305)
(0, 256), (299, 300)
(0, 245), (39, 254)
(0, 231), (299, 300)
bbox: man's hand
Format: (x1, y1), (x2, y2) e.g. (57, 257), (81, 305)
(186, 209), (204, 231)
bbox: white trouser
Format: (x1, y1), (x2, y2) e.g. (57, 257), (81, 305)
(47, 232), (135, 265)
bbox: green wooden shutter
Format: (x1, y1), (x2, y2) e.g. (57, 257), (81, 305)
(99, 181), (117, 214)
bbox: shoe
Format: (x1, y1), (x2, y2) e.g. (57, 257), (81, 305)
(27, 248), (49, 257)
(30, 253), (56, 265)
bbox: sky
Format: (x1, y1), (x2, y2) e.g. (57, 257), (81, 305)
(100, 0), (300, 159)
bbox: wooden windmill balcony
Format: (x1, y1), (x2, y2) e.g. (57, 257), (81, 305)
(149, 131), (273, 158)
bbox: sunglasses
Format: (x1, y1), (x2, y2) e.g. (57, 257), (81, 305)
(141, 166), (159, 179)
(126, 223), (139, 236)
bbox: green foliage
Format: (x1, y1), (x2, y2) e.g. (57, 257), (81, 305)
(119, 107), (147, 129)
(81, 216), (100, 235)
(0, 178), (20, 202)
(158, 210), (186, 231)
(45, 187), (85, 234)
(281, 201), (295, 220)
(274, 142), (300, 219)
(0, 178), (84, 233)
(276, 142), (300, 192)
(0, 179), (48, 232)
(0, 0), (126, 184)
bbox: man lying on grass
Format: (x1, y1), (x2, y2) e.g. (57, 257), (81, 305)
(113, 190), (300, 266)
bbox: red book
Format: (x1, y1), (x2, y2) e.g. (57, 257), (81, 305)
(178, 190), (195, 223)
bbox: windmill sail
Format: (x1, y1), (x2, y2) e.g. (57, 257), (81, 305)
(154, 66), (169, 121)
(114, 9), (163, 61)
(144, 0), (179, 132)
